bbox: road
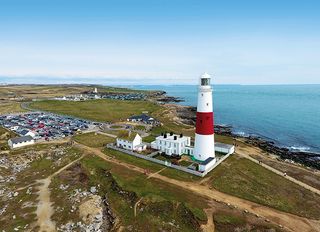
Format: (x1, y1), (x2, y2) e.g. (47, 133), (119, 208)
(75, 142), (320, 232)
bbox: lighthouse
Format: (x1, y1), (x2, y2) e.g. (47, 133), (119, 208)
(193, 73), (215, 161)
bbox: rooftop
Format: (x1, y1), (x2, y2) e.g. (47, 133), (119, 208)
(199, 157), (215, 165)
(215, 142), (234, 149)
(9, 136), (34, 144)
(156, 133), (189, 142)
(118, 131), (138, 141)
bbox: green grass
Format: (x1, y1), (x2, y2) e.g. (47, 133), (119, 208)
(82, 155), (208, 212)
(210, 155), (320, 220)
(50, 155), (206, 231)
(30, 99), (161, 122)
(214, 214), (246, 225)
(179, 160), (194, 167)
(142, 135), (155, 143)
(0, 101), (26, 114)
(215, 134), (234, 144)
(0, 127), (16, 150)
(104, 148), (163, 173)
(186, 204), (208, 222)
(73, 132), (115, 147)
(134, 125), (146, 131)
(105, 148), (200, 182)
(110, 125), (123, 129)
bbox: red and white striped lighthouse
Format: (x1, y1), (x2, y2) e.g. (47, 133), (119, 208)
(193, 73), (215, 161)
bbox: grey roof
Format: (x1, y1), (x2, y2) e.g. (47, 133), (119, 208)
(215, 142), (234, 149)
(9, 136), (34, 144)
(199, 157), (215, 165)
(20, 129), (30, 136)
(128, 114), (154, 121)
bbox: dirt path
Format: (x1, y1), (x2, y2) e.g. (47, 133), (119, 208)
(75, 143), (320, 232)
(147, 167), (166, 179)
(201, 208), (215, 232)
(134, 197), (143, 217)
(97, 131), (117, 138)
(36, 178), (55, 232)
(236, 148), (320, 196)
(34, 154), (86, 232)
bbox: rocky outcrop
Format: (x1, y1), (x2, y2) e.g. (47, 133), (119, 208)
(245, 136), (320, 170)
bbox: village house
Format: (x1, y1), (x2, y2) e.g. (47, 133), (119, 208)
(127, 114), (159, 125)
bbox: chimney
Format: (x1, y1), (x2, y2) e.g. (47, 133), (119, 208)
(180, 133), (183, 138)
(174, 136), (177, 140)
(164, 134), (167, 138)
(170, 132), (173, 136)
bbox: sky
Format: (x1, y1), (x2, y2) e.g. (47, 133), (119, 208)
(0, 0), (319, 85)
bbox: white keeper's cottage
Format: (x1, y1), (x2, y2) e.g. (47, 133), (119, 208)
(151, 132), (192, 156)
(116, 132), (146, 152)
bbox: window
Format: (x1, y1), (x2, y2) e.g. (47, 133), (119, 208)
(206, 103), (209, 106)
(201, 78), (210, 86)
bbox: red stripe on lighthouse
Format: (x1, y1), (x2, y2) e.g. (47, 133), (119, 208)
(195, 112), (214, 135)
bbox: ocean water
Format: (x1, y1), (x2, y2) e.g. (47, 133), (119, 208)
(127, 85), (320, 153)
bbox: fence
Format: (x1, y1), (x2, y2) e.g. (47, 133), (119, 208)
(106, 144), (225, 177)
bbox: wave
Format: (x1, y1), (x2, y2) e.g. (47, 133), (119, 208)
(287, 146), (311, 152)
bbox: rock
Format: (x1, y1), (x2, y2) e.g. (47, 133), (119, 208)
(90, 186), (97, 194)
(13, 192), (19, 197)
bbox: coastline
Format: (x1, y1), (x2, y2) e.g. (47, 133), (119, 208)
(157, 91), (320, 170)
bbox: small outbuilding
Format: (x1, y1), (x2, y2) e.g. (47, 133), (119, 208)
(8, 136), (35, 149)
(215, 142), (235, 154)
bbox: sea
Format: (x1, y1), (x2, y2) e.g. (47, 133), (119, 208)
(125, 85), (320, 153)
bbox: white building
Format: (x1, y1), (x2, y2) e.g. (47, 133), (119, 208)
(116, 132), (146, 152)
(198, 157), (216, 172)
(8, 136), (35, 149)
(215, 142), (235, 154)
(151, 133), (191, 156)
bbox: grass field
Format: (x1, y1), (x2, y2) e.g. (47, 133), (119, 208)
(210, 155), (320, 219)
(0, 85), (151, 101)
(51, 155), (206, 231)
(30, 99), (161, 122)
(104, 148), (200, 182)
(0, 127), (16, 150)
(73, 132), (115, 147)
(142, 135), (156, 143)
(0, 101), (26, 115)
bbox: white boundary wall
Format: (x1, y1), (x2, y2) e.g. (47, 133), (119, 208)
(107, 144), (233, 177)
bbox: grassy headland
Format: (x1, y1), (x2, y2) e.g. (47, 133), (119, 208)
(30, 99), (160, 122)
